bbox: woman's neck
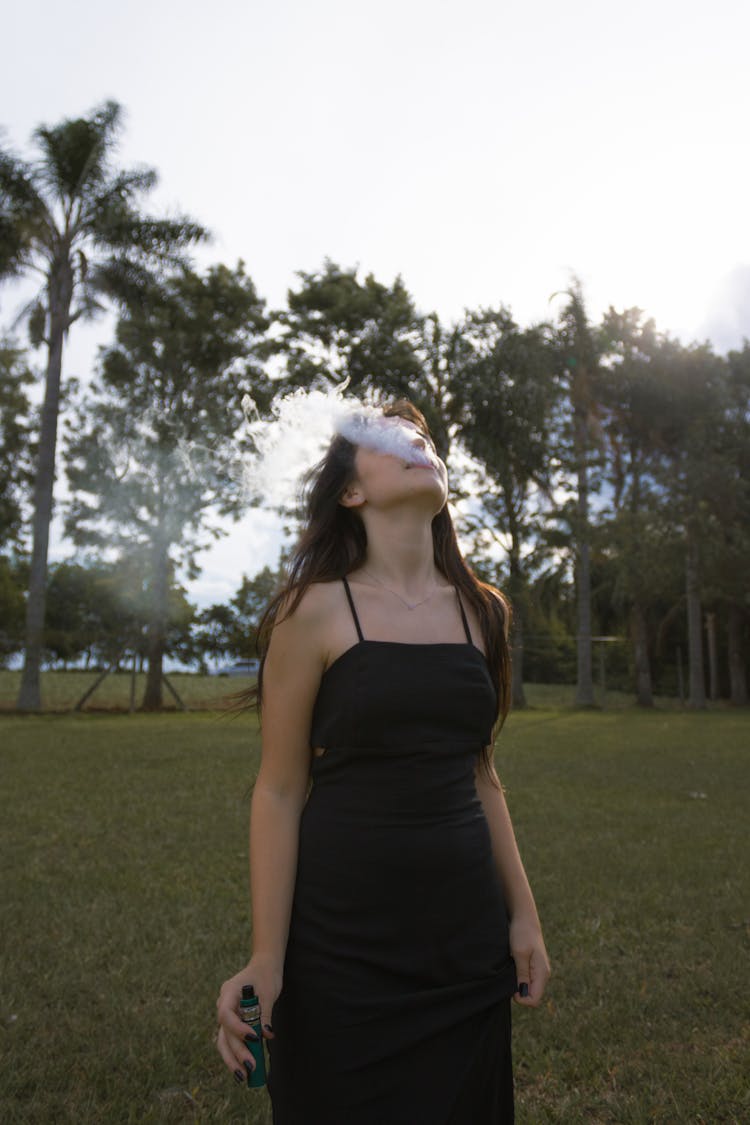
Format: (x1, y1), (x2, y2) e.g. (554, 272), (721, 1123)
(359, 509), (443, 594)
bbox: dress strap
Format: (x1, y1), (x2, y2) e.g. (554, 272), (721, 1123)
(455, 588), (473, 645)
(342, 575), (365, 642)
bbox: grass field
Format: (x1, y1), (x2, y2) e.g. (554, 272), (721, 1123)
(0, 670), (241, 713)
(1, 702), (748, 1123)
(0, 668), (699, 714)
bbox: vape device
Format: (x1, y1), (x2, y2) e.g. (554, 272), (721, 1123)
(239, 984), (267, 1088)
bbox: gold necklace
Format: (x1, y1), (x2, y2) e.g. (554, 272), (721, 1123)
(361, 568), (440, 611)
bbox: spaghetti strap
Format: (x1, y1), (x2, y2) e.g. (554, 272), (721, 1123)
(455, 588), (473, 645)
(342, 575), (365, 642)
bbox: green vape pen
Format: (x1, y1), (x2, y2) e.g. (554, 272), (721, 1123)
(239, 984), (267, 1088)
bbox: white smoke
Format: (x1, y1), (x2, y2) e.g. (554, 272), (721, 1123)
(240, 384), (438, 509)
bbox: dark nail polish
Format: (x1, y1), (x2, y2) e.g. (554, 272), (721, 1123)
(244, 1058), (255, 1074)
(519, 982), (529, 998)
(244, 1031), (258, 1042)
(234, 1069), (245, 1083)
(263, 1023), (273, 1032)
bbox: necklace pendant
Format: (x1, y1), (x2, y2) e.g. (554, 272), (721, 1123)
(361, 567), (438, 612)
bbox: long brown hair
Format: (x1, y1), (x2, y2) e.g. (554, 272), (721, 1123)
(226, 400), (512, 783)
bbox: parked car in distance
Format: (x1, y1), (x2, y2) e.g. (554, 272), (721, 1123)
(214, 659), (260, 676)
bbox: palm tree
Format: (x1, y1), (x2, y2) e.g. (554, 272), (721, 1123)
(0, 100), (208, 709)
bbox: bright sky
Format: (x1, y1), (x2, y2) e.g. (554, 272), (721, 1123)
(3, 0), (750, 613)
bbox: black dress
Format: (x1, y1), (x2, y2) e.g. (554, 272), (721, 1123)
(266, 577), (517, 1124)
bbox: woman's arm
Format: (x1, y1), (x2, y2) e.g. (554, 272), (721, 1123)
(475, 759), (551, 1007)
(248, 591), (328, 964)
(215, 586), (329, 1079)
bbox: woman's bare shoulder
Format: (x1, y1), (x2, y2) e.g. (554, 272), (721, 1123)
(265, 581), (347, 680)
(274, 580), (344, 635)
(289, 578), (344, 612)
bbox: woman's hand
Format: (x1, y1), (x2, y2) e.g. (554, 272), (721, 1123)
(215, 954), (283, 1081)
(509, 914), (550, 1008)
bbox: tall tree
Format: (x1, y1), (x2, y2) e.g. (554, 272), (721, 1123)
(453, 308), (557, 707)
(552, 283), (603, 707)
(275, 260), (469, 457)
(278, 259), (423, 393)
(0, 100), (208, 709)
(63, 261), (269, 709)
(649, 339), (730, 708)
(711, 341), (750, 704)
(596, 308), (676, 705)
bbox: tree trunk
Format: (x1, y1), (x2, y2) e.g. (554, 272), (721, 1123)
(141, 534), (170, 710)
(704, 611), (719, 702)
(727, 602), (748, 706)
(574, 415), (594, 706)
(511, 605), (526, 709)
(506, 510), (527, 710)
(17, 262), (74, 711)
(630, 599), (653, 707)
(685, 532), (706, 709)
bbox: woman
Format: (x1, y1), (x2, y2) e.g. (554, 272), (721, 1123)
(216, 399), (550, 1123)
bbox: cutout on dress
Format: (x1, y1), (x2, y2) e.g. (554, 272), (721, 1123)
(313, 746), (327, 758)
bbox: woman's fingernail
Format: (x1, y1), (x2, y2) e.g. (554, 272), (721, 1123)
(234, 1069), (245, 1083)
(244, 1031), (258, 1042)
(519, 982), (529, 998)
(244, 1058), (255, 1074)
(263, 1023), (274, 1032)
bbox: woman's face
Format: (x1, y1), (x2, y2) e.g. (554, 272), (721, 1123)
(342, 417), (448, 514)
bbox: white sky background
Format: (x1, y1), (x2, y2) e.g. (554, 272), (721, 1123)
(2, 0), (750, 613)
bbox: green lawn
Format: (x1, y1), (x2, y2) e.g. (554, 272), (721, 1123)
(1, 707), (748, 1123)
(0, 668), (699, 714)
(0, 670), (242, 713)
